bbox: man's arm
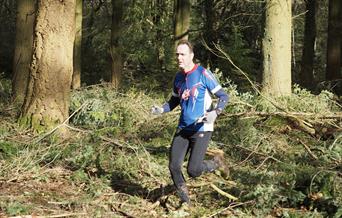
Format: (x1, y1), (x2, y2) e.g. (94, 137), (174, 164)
(214, 88), (229, 115)
(162, 95), (180, 113)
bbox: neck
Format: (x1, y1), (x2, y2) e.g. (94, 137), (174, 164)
(183, 63), (195, 73)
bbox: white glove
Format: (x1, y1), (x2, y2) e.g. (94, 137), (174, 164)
(151, 105), (164, 115)
(196, 110), (217, 124)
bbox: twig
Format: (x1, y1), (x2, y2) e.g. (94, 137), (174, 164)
(111, 205), (137, 218)
(217, 142), (282, 164)
(204, 200), (254, 218)
(100, 136), (139, 151)
(210, 183), (238, 201)
(255, 156), (273, 170)
(9, 213), (88, 218)
(329, 134), (342, 150)
(299, 140), (318, 160)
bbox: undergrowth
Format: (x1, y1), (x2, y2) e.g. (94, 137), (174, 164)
(0, 78), (341, 217)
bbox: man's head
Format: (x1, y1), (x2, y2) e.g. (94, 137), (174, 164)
(176, 40), (195, 72)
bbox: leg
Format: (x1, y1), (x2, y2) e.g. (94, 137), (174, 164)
(169, 130), (191, 204)
(169, 130), (189, 189)
(187, 131), (215, 178)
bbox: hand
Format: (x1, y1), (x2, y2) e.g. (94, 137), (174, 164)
(151, 105), (164, 115)
(202, 110), (217, 124)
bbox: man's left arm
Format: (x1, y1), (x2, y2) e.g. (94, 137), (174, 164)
(213, 88), (229, 115)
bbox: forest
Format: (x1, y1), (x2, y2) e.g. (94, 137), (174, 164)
(0, 0), (341, 217)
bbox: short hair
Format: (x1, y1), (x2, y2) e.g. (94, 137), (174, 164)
(176, 40), (194, 53)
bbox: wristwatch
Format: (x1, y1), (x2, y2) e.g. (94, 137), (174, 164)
(215, 108), (223, 115)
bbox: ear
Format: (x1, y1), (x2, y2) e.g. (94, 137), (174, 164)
(190, 52), (194, 60)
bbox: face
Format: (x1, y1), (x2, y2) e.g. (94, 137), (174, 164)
(176, 44), (194, 71)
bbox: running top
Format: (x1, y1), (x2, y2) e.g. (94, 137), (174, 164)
(166, 64), (224, 132)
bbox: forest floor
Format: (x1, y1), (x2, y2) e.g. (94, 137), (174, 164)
(0, 82), (341, 218)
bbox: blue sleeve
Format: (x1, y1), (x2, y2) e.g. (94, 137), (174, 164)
(214, 88), (229, 110)
(162, 75), (181, 112)
(202, 69), (222, 94)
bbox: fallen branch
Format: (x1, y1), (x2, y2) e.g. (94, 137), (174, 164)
(9, 213), (88, 218)
(204, 200), (254, 218)
(210, 183), (238, 201)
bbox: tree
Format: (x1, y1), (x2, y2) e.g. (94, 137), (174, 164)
(72, 0), (82, 89)
(300, 0), (316, 90)
(110, 0), (123, 88)
(201, 0), (219, 68)
(326, 0), (341, 81)
(262, 0), (292, 96)
(19, 0), (75, 132)
(12, 0), (36, 102)
(153, 0), (166, 72)
(174, 0), (190, 43)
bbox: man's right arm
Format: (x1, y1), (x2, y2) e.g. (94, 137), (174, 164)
(162, 95), (180, 113)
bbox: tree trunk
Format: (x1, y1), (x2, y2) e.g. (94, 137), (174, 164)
(12, 0), (36, 102)
(72, 0), (82, 89)
(154, 0), (165, 73)
(300, 0), (316, 91)
(110, 0), (123, 89)
(202, 0), (218, 68)
(174, 0), (190, 43)
(262, 0), (292, 96)
(326, 0), (341, 81)
(19, 0), (75, 132)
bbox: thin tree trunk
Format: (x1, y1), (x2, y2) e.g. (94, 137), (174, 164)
(19, 0), (75, 132)
(203, 0), (218, 68)
(300, 0), (316, 90)
(326, 0), (341, 81)
(72, 0), (82, 89)
(12, 0), (36, 102)
(262, 0), (292, 96)
(154, 0), (165, 73)
(174, 0), (190, 43)
(110, 0), (123, 88)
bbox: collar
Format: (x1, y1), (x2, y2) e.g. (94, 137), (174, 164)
(182, 64), (198, 75)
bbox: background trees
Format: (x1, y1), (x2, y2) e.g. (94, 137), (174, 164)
(12, 0), (36, 102)
(300, 0), (316, 90)
(326, 0), (342, 82)
(72, 0), (83, 90)
(0, 0), (340, 128)
(0, 1), (341, 217)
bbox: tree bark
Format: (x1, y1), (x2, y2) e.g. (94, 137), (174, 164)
(19, 0), (75, 132)
(12, 0), (36, 102)
(262, 0), (292, 96)
(202, 0), (218, 68)
(173, 0), (190, 43)
(154, 0), (166, 73)
(326, 0), (342, 81)
(300, 0), (316, 90)
(72, 0), (82, 89)
(110, 0), (123, 89)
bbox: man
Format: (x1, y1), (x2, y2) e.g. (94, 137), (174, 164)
(151, 40), (229, 205)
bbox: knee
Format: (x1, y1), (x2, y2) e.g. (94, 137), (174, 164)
(187, 165), (202, 178)
(169, 162), (182, 174)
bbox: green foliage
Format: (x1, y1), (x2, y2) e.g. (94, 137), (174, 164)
(70, 85), (156, 134)
(279, 85), (339, 113)
(1, 201), (30, 216)
(0, 141), (17, 159)
(0, 82), (341, 217)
